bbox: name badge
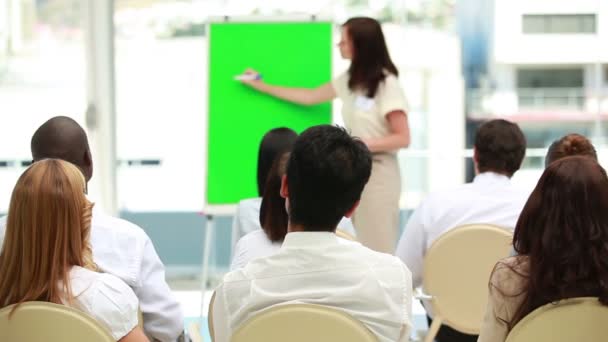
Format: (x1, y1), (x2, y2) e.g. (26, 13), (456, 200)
(354, 95), (375, 111)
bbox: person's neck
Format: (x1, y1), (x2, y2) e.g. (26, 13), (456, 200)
(287, 222), (335, 233)
(287, 223), (306, 233)
(477, 169), (511, 178)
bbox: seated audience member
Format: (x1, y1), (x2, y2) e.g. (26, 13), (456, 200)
(478, 156), (608, 342)
(0, 160), (149, 342)
(230, 152), (358, 270)
(545, 133), (597, 166)
(230, 152), (290, 270)
(231, 127), (298, 244)
(0, 117), (182, 342)
(395, 119), (528, 342)
(214, 125), (413, 342)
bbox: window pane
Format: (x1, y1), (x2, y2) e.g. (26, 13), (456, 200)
(0, 0), (85, 212)
(522, 14), (596, 34)
(517, 68), (584, 88)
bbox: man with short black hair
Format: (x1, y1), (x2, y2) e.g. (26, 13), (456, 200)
(213, 125), (413, 342)
(0, 116), (184, 342)
(395, 119), (528, 342)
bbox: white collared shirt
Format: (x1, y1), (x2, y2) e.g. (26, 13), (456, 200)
(214, 232), (413, 342)
(0, 207), (183, 342)
(230, 229), (281, 271)
(231, 197), (263, 248)
(67, 266), (139, 340)
(395, 172), (530, 288)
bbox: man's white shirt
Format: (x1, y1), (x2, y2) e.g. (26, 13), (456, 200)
(214, 231), (413, 342)
(395, 172), (530, 288)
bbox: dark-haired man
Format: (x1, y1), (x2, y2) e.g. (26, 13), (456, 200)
(213, 125), (412, 342)
(395, 119), (528, 342)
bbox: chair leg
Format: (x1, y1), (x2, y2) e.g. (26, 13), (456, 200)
(424, 316), (442, 342)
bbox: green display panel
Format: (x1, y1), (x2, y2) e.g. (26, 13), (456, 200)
(207, 20), (332, 208)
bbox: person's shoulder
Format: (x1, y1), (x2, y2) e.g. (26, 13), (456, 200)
(76, 269), (139, 340)
(332, 70), (351, 94)
(491, 256), (528, 295)
(239, 229), (270, 244)
(381, 72), (402, 87)
(236, 197), (262, 216)
(354, 246), (412, 285)
(418, 183), (472, 209)
(353, 243), (409, 269)
(0, 215), (6, 241)
(92, 210), (149, 242)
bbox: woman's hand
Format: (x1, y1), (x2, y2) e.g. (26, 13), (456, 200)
(240, 68), (265, 91)
(238, 68), (336, 105)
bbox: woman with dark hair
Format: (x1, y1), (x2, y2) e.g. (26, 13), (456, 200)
(545, 133), (597, 167)
(232, 128), (298, 246)
(231, 153), (290, 270)
(240, 17), (410, 253)
(478, 156), (608, 342)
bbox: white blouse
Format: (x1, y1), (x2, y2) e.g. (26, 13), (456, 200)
(231, 198), (263, 248)
(230, 229), (281, 270)
(67, 266), (139, 340)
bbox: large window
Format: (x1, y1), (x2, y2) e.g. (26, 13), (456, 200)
(523, 14), (596, 34)
(516, 68), (585, 109)
(517, 68), (584, 88)
(0, 0), (85, 212)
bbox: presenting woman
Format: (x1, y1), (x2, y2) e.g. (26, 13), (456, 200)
(241, 17), (410, 253)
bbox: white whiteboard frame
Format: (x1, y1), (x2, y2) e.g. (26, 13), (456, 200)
(202, 15), (334, 216)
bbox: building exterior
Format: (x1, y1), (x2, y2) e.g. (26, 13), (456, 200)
(458, 0), (608, 132)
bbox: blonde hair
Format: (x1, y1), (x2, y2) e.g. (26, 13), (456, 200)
(0, 159), (96, 312)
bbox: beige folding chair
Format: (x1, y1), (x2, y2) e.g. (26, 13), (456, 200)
(421, 224), (513, 342)
(0, 301), (114, 342)
(505, 297), (608, 342)
(208, 290), (217, 341)
(231, 303), (378, 342)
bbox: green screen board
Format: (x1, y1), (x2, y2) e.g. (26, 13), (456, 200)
(207, 20), (333, 207)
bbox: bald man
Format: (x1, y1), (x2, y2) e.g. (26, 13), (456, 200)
(0, 116), (184, 342)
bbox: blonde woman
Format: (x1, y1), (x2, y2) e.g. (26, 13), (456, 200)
(0, 159), (149, 342)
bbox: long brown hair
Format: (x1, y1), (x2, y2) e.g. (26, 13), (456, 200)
(259, 152), (290, 242)
(344, 17), (398, 98)
(497, 156), (608, 329)
(0, 159), (96, 312)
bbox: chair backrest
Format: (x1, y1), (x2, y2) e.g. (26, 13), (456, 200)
(423, 224), (513, 334)
(208, 290), (217, 341)
(231, 303), (378, 342)
(0, 301), (115, 342)
(505, 297), (608, 342)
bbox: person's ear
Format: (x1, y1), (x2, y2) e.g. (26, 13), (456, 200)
(83, 149), (93, 182)
(344, 200), (360, 218)
(473, 147), (480, 175)
(280, 175), (289, 199)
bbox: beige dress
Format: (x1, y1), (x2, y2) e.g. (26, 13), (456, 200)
(478, 257), (529, 342)
(332, 72), (409, 253)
